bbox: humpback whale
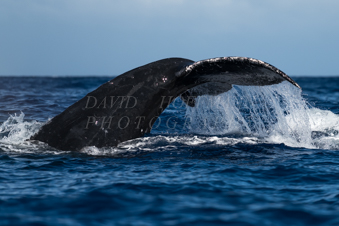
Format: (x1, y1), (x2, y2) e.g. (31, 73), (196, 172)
(30, 57), (301, 151)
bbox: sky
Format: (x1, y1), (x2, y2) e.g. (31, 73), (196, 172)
(0, 0), (338, 76)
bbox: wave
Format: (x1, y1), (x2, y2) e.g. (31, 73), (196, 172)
(1, 82), (339, 154)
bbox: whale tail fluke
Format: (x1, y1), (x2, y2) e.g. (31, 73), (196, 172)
(31, 57), (300, 151)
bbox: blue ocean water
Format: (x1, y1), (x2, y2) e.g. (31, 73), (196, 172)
(1, 76), (339, 225)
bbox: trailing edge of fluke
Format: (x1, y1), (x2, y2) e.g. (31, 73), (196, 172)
(30, 57), (301, 151)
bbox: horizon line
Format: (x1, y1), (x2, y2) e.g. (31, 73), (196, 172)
(0, 74), (339, 78)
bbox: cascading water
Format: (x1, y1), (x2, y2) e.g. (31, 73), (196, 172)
(185, 81), (339, 149)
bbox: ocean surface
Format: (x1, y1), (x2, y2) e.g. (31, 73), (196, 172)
(1, 76), (339, 226)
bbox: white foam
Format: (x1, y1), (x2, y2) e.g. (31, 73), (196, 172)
(0, 113), (55, 154)
(0, 112), (42, 145)
(78, 135), (261, 156)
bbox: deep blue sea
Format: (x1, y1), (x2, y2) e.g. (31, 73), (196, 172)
(1, 76), (339, 226)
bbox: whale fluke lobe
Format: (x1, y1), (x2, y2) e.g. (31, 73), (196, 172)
(178, 57), (301, 107)
(30, 57), (301, 151)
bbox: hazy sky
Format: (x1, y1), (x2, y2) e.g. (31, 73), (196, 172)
(1, 0), (338, 76)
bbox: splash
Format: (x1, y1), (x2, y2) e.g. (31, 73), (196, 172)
(185, 82), (339, 149)
(0, 112), (41, 144)
(0, 112), (47, 153)
(308, 108), (339, 149)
